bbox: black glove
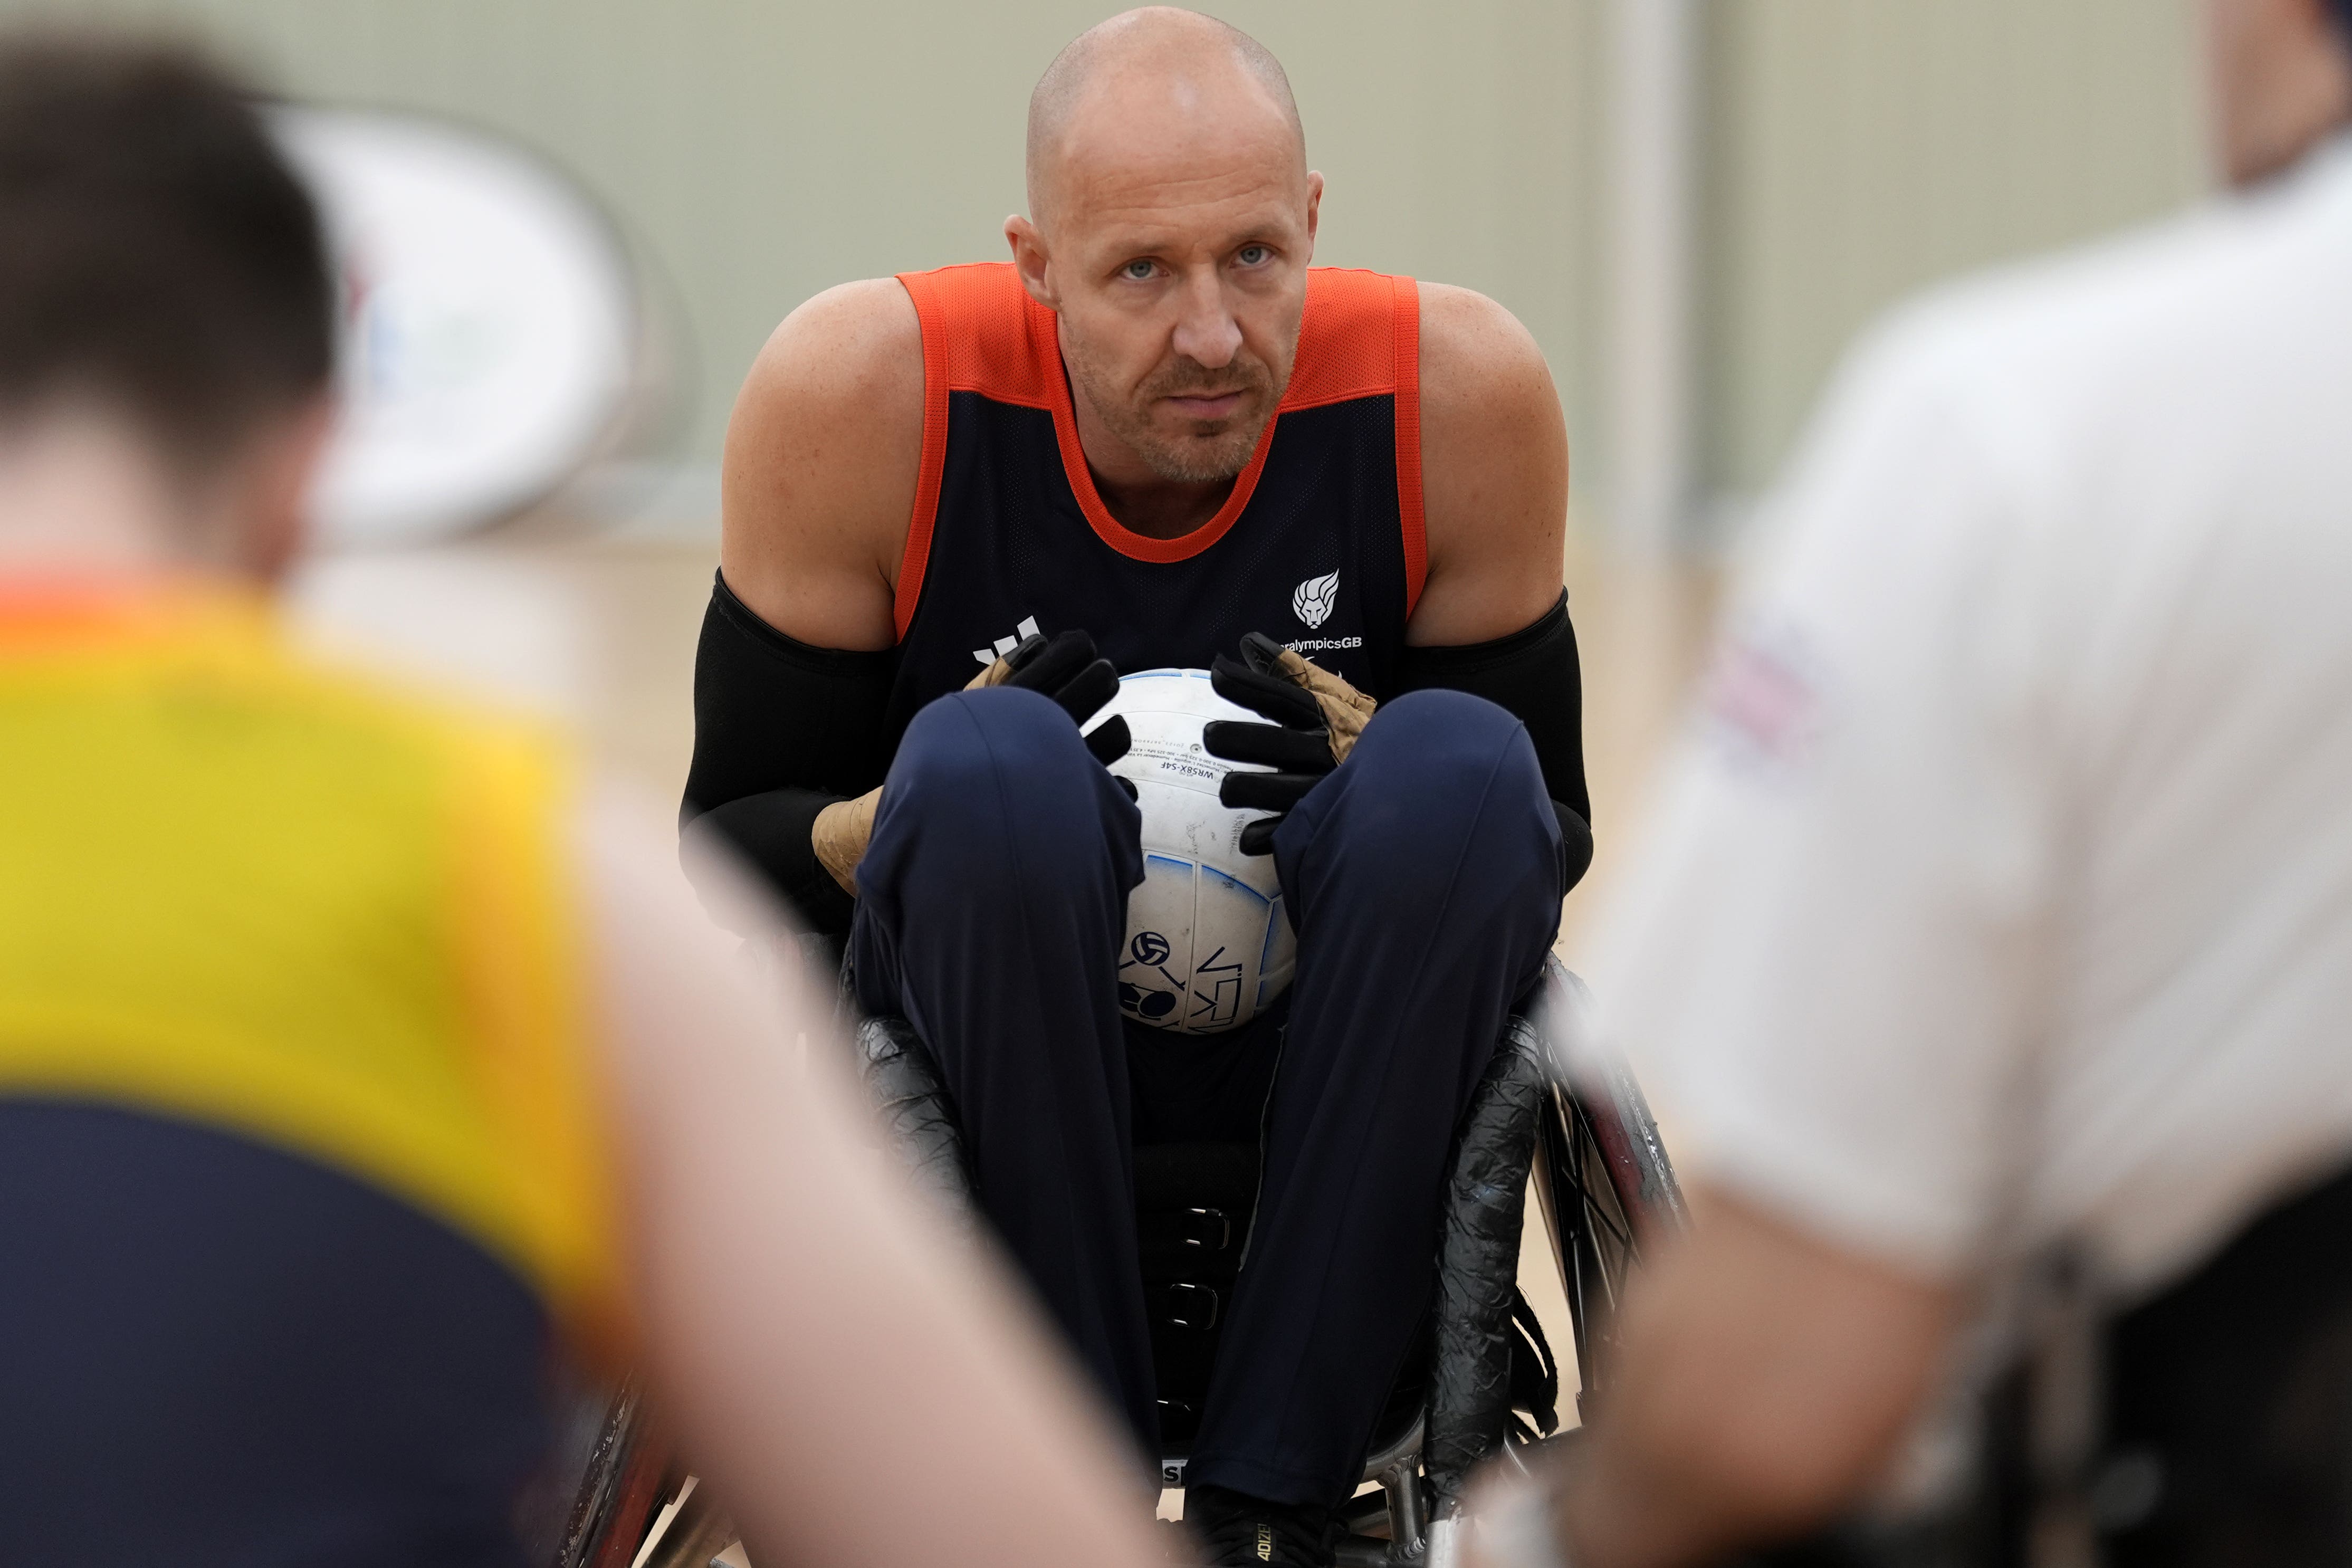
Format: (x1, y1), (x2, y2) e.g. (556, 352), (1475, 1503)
(1202, 633), (1365, 854)
(1207, 632), (1598, 887)
(971, 628), (1134, 790)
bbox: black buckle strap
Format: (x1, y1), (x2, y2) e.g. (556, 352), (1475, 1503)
(1180, 1207), (1231, 1252)
(1160, 1281), (1221, 1331)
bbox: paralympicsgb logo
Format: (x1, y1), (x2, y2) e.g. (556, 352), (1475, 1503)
(1292, 570), (1339, 629)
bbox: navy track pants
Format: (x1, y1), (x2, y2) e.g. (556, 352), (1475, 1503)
(849, 684), (1563, 1507)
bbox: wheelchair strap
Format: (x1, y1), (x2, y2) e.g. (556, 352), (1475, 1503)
(1509, 1286), (1562, 1443)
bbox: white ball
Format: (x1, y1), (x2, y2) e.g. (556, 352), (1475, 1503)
(1086, 668), (1297, 1034)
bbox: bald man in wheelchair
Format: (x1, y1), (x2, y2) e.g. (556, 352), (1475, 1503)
(683, 12), (1590, 1563)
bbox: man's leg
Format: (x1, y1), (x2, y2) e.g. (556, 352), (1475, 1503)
(847, 686), (1157, 1454)
(1187, 689), (1564, 1506)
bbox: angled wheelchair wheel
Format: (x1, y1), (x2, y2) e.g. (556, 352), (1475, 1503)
(1337, 959), (1685, 1567)
(1531, 958), (1687, 1418)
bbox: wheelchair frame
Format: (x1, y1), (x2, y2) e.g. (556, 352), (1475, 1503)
(550, 957), (1683, 1568)
(1335, 959), (1685, 1567)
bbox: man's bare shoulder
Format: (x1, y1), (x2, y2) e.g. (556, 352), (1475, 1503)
(1411, 282), (1569, 645)
(721, 280), (923, 652)
(1417, 282), (1556, 429)
(735, 279), (922, 417)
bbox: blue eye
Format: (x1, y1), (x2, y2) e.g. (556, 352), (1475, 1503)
(1236, 245), (1270, 266)
(1122, 260), (1156, 281)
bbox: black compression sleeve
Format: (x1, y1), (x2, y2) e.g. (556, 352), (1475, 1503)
(1393, 591), (1593, 885)
(681, 571), (897, 936)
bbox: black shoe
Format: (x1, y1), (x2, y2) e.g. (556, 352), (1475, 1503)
(1185, 1485), (1335, 1566)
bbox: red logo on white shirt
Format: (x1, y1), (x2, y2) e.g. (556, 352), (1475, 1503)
(1704, 629), (1823, 766)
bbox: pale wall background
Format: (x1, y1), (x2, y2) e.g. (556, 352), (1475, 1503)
(1701, 0), (2208, 499)
(0, 0), (2208, 527)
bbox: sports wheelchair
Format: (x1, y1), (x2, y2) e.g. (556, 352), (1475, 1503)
(545, 955), (1682, 1568)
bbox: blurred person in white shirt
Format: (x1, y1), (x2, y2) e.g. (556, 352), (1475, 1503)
(1470, 1), (2352, 1565)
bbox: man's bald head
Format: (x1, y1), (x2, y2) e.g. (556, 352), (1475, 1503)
(1026, 8), (1304, 228)
(1008, 9), (1321, 490)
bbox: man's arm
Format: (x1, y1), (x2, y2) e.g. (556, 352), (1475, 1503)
(1527, 1185), (1956, 1568)
(585, 789), (1172, 1568)
(1412, 283), (1570, 647)
(718, 278), (922, 652)
(1389, 284), (1590, 846)
(683, 281), (923, 930)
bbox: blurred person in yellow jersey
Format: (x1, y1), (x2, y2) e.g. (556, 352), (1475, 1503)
(0, 35), (1176, 1568)
(1469, 1), (2352, 1566)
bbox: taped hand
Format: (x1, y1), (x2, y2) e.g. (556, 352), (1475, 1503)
(1202, 632), (1378, 855)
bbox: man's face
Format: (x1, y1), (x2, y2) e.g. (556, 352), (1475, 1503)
(1030, 133), (1320, 484)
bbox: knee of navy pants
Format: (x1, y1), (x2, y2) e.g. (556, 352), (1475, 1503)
(852, 685), (1561, 1503)
(846, 687), (1159, 1456)
(1187, 688), (1564, 1506)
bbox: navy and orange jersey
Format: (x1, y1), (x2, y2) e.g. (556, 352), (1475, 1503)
(0, 584), (623, 1565)
(881, 263), (1424, 744)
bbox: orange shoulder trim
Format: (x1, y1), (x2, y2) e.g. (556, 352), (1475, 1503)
(1283, 268), (1403, 408)
(903, 263), (1059, 405)
(1281, 271), (1426, 609)
(892, 264), (1063, 636)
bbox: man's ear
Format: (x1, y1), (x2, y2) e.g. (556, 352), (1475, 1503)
(1304, 171), (1324, 262)
(1004, 214), (1056, 310)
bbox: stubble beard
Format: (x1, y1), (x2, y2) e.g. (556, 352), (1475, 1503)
(1067, 345), (1279, 484)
